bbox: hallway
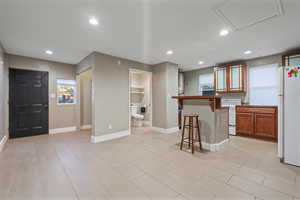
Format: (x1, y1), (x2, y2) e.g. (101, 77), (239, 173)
(0, 128), (299, 200)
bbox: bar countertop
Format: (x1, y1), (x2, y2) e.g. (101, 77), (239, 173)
(172, 95), (224, 112)
(172, 95), (220, 100)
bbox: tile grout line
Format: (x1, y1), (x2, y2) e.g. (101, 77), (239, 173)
(226, 174), (234, 184)
(88, 147), (148, 200)
(228, 175), (295, 200)
(53, 145), (81, 200)
(134, 164), (186, 198)
(32, 140), (46, 198)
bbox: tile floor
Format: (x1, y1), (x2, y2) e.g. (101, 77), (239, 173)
(0, 127), (300, 200)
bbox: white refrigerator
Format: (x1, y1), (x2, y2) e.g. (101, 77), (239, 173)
(278, 66), (300, 167)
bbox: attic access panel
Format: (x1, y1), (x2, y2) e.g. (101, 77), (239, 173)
(214, 0), (283, 31)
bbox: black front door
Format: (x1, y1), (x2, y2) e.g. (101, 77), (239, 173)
(9, 69), (49, 138)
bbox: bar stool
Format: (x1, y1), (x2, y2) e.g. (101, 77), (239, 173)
(180, 114), (202, 154)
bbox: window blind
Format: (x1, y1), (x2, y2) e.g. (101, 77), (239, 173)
(249, 64), (279, 105)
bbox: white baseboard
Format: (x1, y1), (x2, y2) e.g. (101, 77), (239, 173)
(81, 125), (92, 130)
(91, 130), (130, 143)
(152, 126), (179, 134)
(0, 135), (8, 152)
(49, 126), (77, 134)
(201, 139), (229, 152)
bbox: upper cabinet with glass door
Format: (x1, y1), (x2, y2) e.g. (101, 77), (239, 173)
(229, 64), (246, 92)
(214, 67), (227, 92)
(214, 63), (247, 93)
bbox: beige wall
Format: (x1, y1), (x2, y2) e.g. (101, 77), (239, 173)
(92, 52), (152, 136)
(152, 63), (167, 128)
(166, 62), (179, 128)
(79, 69), (92, 127)
(0, 44), (9, 141)
(7, 54), (77, 130)
(152, 62), (178, 129)
(76, 53), (94, 74)
(184, 67), (213, 96)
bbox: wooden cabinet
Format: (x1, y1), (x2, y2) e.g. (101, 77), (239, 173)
(214, 63), (246, 93)
(254, 113), (277, 139)
(236, 106), (277, 141)
(236, 112), (254, 136)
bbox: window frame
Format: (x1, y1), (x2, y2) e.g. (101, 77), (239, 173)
(56, 79), (77, 106)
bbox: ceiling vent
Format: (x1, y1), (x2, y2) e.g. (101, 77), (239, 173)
(214, 0), (283, 31)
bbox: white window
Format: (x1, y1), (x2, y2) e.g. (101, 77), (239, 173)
(198, 73), (213, 94)
(249, 64), (279, 105)
(57, 79), (77, 105)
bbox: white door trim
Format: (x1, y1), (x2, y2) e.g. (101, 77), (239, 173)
(0, 135), (8, 152)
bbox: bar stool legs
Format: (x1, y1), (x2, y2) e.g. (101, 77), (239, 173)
(180, 115), (202, 154)
(180, 116), (186, 150)
(196, 117), (202, 151)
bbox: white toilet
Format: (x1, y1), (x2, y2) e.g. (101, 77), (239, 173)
(131, 105), (144, 127)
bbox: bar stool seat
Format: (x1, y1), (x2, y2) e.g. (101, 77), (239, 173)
(183, 114), (199, 117)
(180, 114), (202, 154)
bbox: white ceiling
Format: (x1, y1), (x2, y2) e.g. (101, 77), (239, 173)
(0, 0), (300, 70)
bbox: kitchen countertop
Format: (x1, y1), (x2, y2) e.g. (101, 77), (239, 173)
(172, 95), (226, 112)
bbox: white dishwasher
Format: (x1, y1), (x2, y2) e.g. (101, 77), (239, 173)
(221, 99), (242, 136)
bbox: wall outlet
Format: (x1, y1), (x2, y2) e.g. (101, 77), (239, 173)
(108, 124), (112, 129)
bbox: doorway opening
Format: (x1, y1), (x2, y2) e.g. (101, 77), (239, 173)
(77, 69), (92, 134)
(129, 69), (152, 132)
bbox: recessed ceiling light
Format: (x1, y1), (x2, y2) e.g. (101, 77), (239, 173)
(45, 50), (53, 55)
(89, 17), (99, 26)
(166, 50), (173, 55)
(198, 61), (204, 65)
(244, 50), (252, 55)
(219, 29), (229, 36)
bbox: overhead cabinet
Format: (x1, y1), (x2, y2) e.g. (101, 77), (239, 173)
(214, 63), (247, 93)
(214, 66), (227, 92)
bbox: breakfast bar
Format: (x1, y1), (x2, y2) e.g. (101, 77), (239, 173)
(172, 96), (229, 151)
